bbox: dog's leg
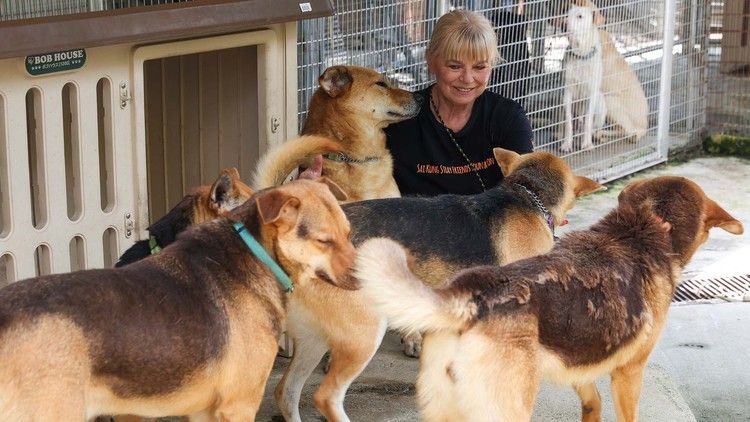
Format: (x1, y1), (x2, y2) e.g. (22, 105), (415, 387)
(561, 83), (575, 153)
(593, 92), (607, 143)
(601, 98), (646, 143)
(416, 332), (463, 422)
(468, 333), (539, 422)
(314, 320), (387, 422)
(455, 329), (538, 422)
(574, 382), (602, 422)
(275, 327), (329, 422)
(610, 357), (648, 422)
(402, 330), (422, 357)
(581, 84), (600, 151)
(187, 411), (216, 422)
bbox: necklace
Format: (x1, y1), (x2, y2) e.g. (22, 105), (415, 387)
(430, 94), (486, 191)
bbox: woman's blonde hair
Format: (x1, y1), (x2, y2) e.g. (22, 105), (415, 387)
(426, 9), (499, 66)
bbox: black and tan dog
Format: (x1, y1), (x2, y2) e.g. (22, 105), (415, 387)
(0, 179), (357, 421)
(275, 148), (603, 422)
(355, 176), (743, 422)
(116, 167), (253, 267)
(253, 65), (421, 202)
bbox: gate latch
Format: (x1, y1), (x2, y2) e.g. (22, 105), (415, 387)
(119, 82), (131, 109)
(124, 212), (135, 238)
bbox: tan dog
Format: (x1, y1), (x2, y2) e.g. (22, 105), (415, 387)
(275, 149), (604, 422)
(579, 0), (649, 143)
(253, 65), (421, 202)
(561, 5), (606, 152)
(0, 179), (357, 421)
(356, 176), (743, 422)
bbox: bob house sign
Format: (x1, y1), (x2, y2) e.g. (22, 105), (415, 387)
(25, 48), (86, 76)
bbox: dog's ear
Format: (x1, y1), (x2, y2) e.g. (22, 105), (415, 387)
(318, 177), (349, 202)
(574, 175), (605, 197)
(705, 198), (744, 235)
(255, 189), (301, 231)
(210, 167), (252, 212)
(320, 66), (353, 98)
(493, 148), (521, 176)
(573, 0), (606, 25)
(297, 155), (324, 181)
(593, 8), (605, 25)
(617, 179), (646, 203)
(210, 168), (239, 208)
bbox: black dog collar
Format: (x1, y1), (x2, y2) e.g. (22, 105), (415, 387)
(566, 46), (598, 60)
(322, 152), (380, 164)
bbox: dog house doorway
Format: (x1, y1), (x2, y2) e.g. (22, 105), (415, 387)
(142, 46), (260, 221)
(132, 29), (290, 230)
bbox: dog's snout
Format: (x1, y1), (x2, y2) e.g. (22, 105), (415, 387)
(413, 92), (425, 105)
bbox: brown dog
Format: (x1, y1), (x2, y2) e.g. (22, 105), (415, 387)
(356, 176), (743, 422)
(0, 179), (357, 421)
(252, 65), (421, 202)
(275, 148), (604, 422)
(116, 167), (253, 267)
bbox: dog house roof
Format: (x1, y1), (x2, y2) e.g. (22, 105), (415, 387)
(0, 0), (333, 60)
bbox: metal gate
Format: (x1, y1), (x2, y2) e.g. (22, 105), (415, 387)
(0, 45), (136, 285)
(297, 0), (709, 183)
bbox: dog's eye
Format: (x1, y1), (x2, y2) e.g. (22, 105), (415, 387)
(316, 238), (333, 247)
(375, 81), (388, 88)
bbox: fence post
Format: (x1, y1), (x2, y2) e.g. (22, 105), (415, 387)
(657, 0), (677, 157)
(686, 0), (699, 132)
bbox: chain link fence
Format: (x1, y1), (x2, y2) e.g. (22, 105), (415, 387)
(1, 0), (744, 179)
(706, 0), (750, 135)
(297, 0), (721, 182)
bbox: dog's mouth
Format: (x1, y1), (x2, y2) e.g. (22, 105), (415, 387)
(315, 269), (360, 290)
(315, 269), (337, 286)
(387, 108), (419, 120)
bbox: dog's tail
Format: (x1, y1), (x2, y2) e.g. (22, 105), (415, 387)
(252, 135), (343, 189)
(355, 238), (476, 335)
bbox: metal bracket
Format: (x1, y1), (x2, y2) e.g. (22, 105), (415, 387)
(271, 116), (280, 134)
(119, 82), (131, 109)
(124, 211), (135, 238)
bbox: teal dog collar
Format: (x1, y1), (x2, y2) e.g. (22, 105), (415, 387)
(232, 222), (294, 292)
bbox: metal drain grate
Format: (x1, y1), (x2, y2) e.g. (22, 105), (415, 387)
(673, 274), (750, 303)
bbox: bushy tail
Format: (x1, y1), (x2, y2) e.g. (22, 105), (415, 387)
(252, 135), (342, 189)
(355, 238), (474, 334)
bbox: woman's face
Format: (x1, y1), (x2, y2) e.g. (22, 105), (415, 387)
(430, 55), (491, 107)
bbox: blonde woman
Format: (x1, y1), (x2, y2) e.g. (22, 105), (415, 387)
(386, 9), (533, 196)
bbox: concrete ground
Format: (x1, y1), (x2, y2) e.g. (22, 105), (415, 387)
(256, 156), (750, 421)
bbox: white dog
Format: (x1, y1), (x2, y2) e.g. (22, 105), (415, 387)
(561, 4), (606, 153)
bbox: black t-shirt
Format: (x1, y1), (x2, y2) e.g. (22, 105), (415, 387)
(385, 86), (533, 196)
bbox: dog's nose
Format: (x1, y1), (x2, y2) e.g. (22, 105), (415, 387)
(413, 92), (425, 105)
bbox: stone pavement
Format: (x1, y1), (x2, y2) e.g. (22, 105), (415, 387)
(256, 156), (750, 421)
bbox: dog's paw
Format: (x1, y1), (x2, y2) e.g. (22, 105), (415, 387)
(559, 139), (574, 154)
(401, 332), (422, 358)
